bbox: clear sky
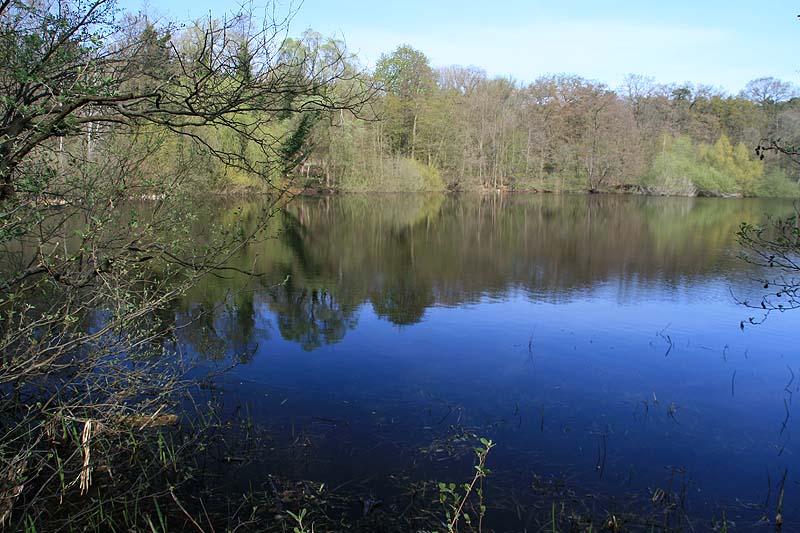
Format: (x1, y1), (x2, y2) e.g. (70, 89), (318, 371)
(123, 0), (799, 93)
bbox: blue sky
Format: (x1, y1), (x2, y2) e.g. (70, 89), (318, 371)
(124, 0), (799, 93)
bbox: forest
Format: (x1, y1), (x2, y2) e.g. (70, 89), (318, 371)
(6, 12), (799, 199)
(297, 37), (800, 196)
(104, 27), (800, 198)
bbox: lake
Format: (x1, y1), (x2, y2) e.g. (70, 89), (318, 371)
(174, 193), (800, 530)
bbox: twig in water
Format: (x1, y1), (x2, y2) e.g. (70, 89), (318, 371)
(776, 469), (788, 532)
(780, 398), (791, 436)
(540, 404), (545, 433)
(437, 405), (453, 426)
(657, 324), (674, 357)
(527, 328), (536, 364)
(596, 432), (607, 479)
(765, 469), (773, 512)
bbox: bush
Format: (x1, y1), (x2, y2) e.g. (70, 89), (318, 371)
(340, 156), (445, 192)
(641, 135), (703, 196)
(750, 170), (800, 198)
(641, 134), (768, 196)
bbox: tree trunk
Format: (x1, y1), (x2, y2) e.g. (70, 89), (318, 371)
(411, 113), (418, 160)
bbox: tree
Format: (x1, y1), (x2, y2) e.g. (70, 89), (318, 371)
(741, 77), (798, 107)
(0, 0), (370, 199)
(741, 77), (799, 141)
(374, 44), (435, 158)
(701, 134), (762, 192)
(0, 0), (370, 529)
(738, 78), (800, 319)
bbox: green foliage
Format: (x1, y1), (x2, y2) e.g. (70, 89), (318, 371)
(750, 170), (800, 198)
(340, 156), (444, 192)
(641, 134), (776, 196)
(304, 39), (800, 197)
(436, 437), (494, 533)
(698, 134), (762, 192)
(374, 45), (435, 157)
(375, 44), (435, 100)
(641, 135), (704, 196)
(287, 508), (310, 533)
(281, 112), (320, 177)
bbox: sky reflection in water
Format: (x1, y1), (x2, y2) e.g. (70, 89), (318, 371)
(176, 194), (800, 525)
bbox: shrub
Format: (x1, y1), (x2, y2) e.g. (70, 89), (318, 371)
(340, 156), (445, 192)
(641, 134), (768, 196)
(750, 170), (800, 198)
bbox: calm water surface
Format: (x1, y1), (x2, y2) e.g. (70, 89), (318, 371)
(177, 194), (800, 529)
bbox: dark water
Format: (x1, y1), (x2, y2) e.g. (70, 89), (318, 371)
(176, 194), (800, 528)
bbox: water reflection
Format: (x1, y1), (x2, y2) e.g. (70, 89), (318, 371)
(173, 194), (800, 527)
(183, 193), (788, 343)
(269, 283), (358, 351)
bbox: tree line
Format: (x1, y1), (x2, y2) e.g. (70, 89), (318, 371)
(298, 39), (800, 197)
(17, 19), (794, 200)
